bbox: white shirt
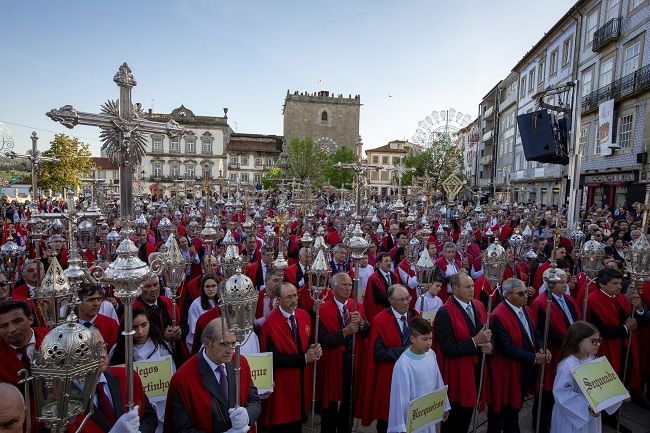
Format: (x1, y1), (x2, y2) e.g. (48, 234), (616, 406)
(357, 265), (374, 292)
(505, 299), (533, 342)
(186, 299), (216, 352)
(391, 307), (408, 334)
(414, 292), (443, 314)
(398, 264), (418, 289)
(10, 329), (35, 360)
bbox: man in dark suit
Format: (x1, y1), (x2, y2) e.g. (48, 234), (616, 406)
(434, 273), (492, 433)
(165, 317), (261, 433)
(487, 278), (551, 433)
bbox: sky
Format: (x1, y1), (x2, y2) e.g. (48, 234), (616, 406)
(1, 0), (576, 156)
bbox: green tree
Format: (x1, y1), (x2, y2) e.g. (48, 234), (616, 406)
(287, 137), (326, 185)
(403, 135), (465, 192)
(325, 146), (357, 189)
(261, 166), (282, 189)
(39, 134), (94, 194)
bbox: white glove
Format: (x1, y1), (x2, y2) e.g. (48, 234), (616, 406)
(225, 427), (250, 433)
(108, 406), (140, 433)
(228, 407), (250, 429)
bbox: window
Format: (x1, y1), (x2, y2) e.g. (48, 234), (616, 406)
(112, 170), (119, 179)
(537, 61), (545, 84)
(550, 49), (559, 75)
(561, 38), (572, 66)
(255, 157), (262, 167)
(392, 156), (401, 165)
(622, 40), (641, 76)
(594, 132), (602, 155)
(528, 69), (535, 92)
(579, 126), (589, 158)
(231, 156), (239, 164)
(153, 136), (163, 152)
(582, 67), (594, 96)
(253, 174), (262, 184)
(170, 163), (180, 178)
(382, 156), (389, 164)
(241, 156), (249, 166)
(380, 171), (389, 181)
(585, 9), (599, 45)
(203, 165), (211, 179)
(98, 170), (106, 179)
(370, 171), (378, 181)
(617, 114), (633, 148)
(153, 163), (162, 178)
(170, 137), (180, 152)
(321, 111), (328, 122)
(186, 164), (195, 178)
(520, 76), (527, 97)
(372, 155), (379, 164)
(241, 173), (250, 183)
(606, 0), (620, 21)
(186, 137), (195, 153)
(267, 158), (273, 167)
(202, 138), (212, 154)
(600, 57), (614, 86)
(229, 173), (238, 182)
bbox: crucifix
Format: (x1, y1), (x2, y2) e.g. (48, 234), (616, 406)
(5, 132), (59, 199)
(333, 136), (381, 216)
(47, 63), (186, 221)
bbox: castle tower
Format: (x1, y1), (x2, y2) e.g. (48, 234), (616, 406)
(282, 90), (361, 153)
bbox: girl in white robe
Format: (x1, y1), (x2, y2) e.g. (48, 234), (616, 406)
(186, 274), (220, 352)
(388, 317), (450, 433)
(551, 320), (623, 433)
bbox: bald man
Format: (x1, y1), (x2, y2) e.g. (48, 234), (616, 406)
(0, 383), (25, 433)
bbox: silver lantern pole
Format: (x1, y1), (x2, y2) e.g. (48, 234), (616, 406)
(220, 270), (258, 406)
(579, 239), (605, 319)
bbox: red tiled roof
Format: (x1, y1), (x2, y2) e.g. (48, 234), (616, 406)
(228, 133), (283, 153)
(92, 157), (118, 169)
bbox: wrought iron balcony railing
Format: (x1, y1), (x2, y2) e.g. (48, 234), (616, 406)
(582, 64), (650, 112)
(592, 17), (621, 52)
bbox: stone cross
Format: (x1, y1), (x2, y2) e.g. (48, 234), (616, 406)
(47, 63), (186, 220)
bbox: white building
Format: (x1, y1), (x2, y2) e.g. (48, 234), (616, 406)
(226, 133), (284, 187)
(365, 140), (415, 196)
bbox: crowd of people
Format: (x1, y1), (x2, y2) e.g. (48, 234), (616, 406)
(0, 192), (648, 433)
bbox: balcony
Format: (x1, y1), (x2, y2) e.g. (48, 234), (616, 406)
(480, 155), (493, 166)
(484, 105), (494, 118)
(227, 162), (240, 169)
(592, 17), (621, 52)
(582, 64), (650, 112)
(482, 128), (494, 142)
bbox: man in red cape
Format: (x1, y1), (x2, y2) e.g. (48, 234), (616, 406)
(530, 268), (580, 433)
(77, 284), (120, 352)
(260, 282), (321, 433)
(317, 272), (368, 433)
(588, 267), (645, 423)
(434, 273), (491, 433)
(68, 332), (158, 433)
(433, 242), (463, 303)
(358, 284), (417, 433)
(487, 278), (550, 433)
(245, 246), (275, 289)
(362, 252), (399, 322)
(165, 318), (260, 433)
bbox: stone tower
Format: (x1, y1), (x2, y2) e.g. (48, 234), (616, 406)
(282, 90), (361, 153)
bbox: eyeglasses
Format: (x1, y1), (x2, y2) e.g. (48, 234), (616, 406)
(0, 282), (8, 287)
(584, 337), (602, 346)
(391, 296), (412, 303)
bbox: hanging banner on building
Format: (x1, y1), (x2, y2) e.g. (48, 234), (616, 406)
(571, 356), (630, 413)
(597, 99), (614, 149)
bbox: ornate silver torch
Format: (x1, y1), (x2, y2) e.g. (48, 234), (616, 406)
(415, 247), (436, 313)
(77, 219), (95, 251)
(34, 257), (76, 328)
(157, 216), (173, 242)
(101, 238), (162, 410)
(579, 239), (605, 319)
(0, 237), (26, 288)
(21, 315), (103, 433)
(106, 229), (122, 261)
(220, 270), (258, 406)
(308, 249), (330, 433)
(164, 235), (187, 326)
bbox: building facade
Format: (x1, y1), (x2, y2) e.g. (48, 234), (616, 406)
(226, 133), (284, 188)
(455, 118), (481, 194)
(495, 72), (518, 202)
(88, 156), (119, 196)
(365, 140), (414, 196)
(141, 105), (230, 197)
(477, 84), (500, 193)
(577, 0), (650, 209)
(283, 90), (361, 153)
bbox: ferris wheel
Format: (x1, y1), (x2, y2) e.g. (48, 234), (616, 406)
(412, 109), (472, 147)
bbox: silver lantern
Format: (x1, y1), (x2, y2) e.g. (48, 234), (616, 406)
(580, 240), (605, 280)
(77, 219), (95, 250)
(164, 235), (187, 326)
(220, 270), (257, 405)
(415, 247), (436, 312)
(157, 216), (173, 241)
(24, 315), (102, 433)
(627, 234), (650, 284)
(34, 257), (75, 328)
(482, 241), (508, 288)
(509, 230), (526, 262)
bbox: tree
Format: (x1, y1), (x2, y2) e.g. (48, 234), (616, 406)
(402, 135), (465, 193)
(325, 146), (357, 189)
(39, 134), (94, 194)
(261, 166), (282, 190)
(287, 137), (327, 185)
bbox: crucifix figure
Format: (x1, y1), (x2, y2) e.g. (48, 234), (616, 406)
(333, 136), (381, 215)
(5, 132), (59, 199)
(47, 63), (186, 220)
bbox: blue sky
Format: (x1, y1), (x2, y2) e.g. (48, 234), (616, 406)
(1, 0), (575, 155)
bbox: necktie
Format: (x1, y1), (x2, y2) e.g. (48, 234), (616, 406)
(82, 321), (93, 328)
(95, 383), (116, 425)
(466, 304), (476, 327)
(17, 346), (31, 372)
(342, 304), (350, 327)
(557, 296), (574, 324)
(217, 364), (229, 399)
(400, 316), (409, 346)
(518, 310), (533, 342)
(289, 315), (299, 344)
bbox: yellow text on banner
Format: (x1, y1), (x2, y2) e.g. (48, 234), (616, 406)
(242, 352), (274, 393)
(407, 385), (448, 433)
(133, 356), (173, 402)
(571, 356), (630, 413)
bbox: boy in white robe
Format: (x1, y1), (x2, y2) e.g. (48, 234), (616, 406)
(388, 316), (450, 433)
(414, 276), (443, 317)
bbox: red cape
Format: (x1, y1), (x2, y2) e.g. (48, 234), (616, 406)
(259, 308), (313, 428)
(435, 298), (487, 408)
(191, 307), (222, 355)
(91, 313), (120, 351)
(316, 298), (366, 405)
(433, 257), (462, 303)
(0, 327), (49, 385)
(362, 270), (399, 322)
